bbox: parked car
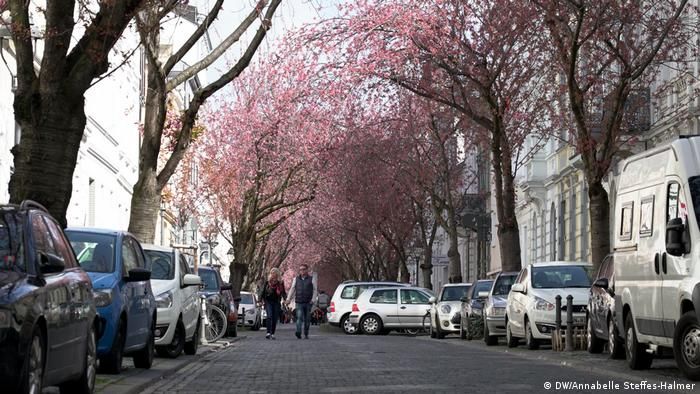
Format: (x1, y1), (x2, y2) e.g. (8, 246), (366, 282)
(428, 283), (472, 339)
(195, 265), (232, 330)
(221, 287), (238, 337)
(482, 271), (518, 345)
(328, 281), (410, 335)
(348, 286), (433, 335)
(142, 244), (201, 359)
(238, 291), (262, 330)
(586, 254), (624, 359)
(0, 201), (99, 393)
(505, 261), (593, 350)
(612, 137), (700, 380)
(459, 279), (494, 340)
(66, 227), (156, 374)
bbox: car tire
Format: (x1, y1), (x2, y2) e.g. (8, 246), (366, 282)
(157, 320), (185, 358)
(673, 311), (700, 380)
(625, 312), (653, 370)
(435, 316), (445, 339)
(341, 315), (357, 335)
(360, 314), (383, 335)
(251, 316), (261, 331)
(587, 315), (605, 354)
(484, 321), (498, 346)
(19, 325), (44, 394)
(429, 318), (437, 339)
(184, 318), (200, 356)
(59, 323), (97, 394)
(465, 314), (473, 341)
(133, 318), (155, 369)
(226, 320), (238, 337)
(506, 319), (518, 348)
(608, 316), (625, 360)
(459, 318), (467, 340)
(525, 318), (539, 350)
(99, 321), (125, 374)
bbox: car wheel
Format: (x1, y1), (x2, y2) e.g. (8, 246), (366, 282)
(435, 315), (445, 339)
(465, 314), (473, 341)
(625, 312), (653, 370)
(587, 315), (604, 354)
(59, 323), (97, 394)
(99, 321), (125, 374)
(158, 320), (185, 358)
(251, 316), (261, 331)
(133, 318), (155, 369)
(673, 311), (700, 380)
(19, 326), (44, 394)
(459, 317), (467, 340)
(360, 314), (383, 335)
(184, 318), (200, 356)
(525, 318), (539, 350)
(341, 315), (357, 335)
(429, 317), (437, 339)
(506, 319), (518, 348)
(608, 316), (625, 360)
(484, 322), (498, 346)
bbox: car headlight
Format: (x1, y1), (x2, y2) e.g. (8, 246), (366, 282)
(93, 290), (113, 307)
(156, 291), (173, 309)
(0, 309), (12, 328)
(490, 307), (506, 316)
(534, 296), (555, 311)
(246, 308), (255, 315)
(440, 304), (451, 314)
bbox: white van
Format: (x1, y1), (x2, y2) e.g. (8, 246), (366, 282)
(612, 136), (700, 380)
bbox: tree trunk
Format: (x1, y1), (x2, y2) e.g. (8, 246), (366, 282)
(446, 217), (462, 283)
(9, 93), (85, 228)
(230, 262), (248, 299)
(588, 180), (610, 273)
(399, 259), (410, 283)
(128, 169), (161, 243)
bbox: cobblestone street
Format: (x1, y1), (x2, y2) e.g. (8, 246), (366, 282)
(134, 324), (696, 394)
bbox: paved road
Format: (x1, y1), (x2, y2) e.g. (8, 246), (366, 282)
(139, 324), (697, 394)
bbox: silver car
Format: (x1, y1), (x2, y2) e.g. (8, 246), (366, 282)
(482, 272), (518, 345)
(238, 291), (262, 331)
(348, 287), (433, 335)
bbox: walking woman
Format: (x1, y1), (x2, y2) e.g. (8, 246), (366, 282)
(258, 268), (286, 339)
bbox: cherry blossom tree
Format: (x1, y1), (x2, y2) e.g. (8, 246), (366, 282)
(532, 0), (696, 271)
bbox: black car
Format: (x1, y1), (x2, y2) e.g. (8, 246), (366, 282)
(587, 254), (624, 359)
(0, 201), (98, 393)
(460, 279), (494, 340)
(195, 266), (234, 333)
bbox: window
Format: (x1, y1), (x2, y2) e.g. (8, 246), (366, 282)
(667, 182), (686, 223)
(341, 285), (359, 300)
(121, 238), (138, 276)
(179, 254), (190, 277)
(531, 265), (592, 289)
(400, 289), (429, 304)
(67, 232), (115, 273)
(440, 285), (470, 301)
(639, 196), (655, 237)
(32, 214), (55, 256)
(0, 212), (25, 272)
(199, 269), (219, 291)
(43, 217), (76, 269)
(492, 274), (517, 296)
(619, 202), (634, 241)
(369, 289), (397, 304)
(145, 250), (174, 280)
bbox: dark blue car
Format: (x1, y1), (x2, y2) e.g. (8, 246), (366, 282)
(66, 228), (156, 374)
(0, 201), (98, 393)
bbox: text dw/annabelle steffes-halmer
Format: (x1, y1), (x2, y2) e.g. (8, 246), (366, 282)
(553, 380), (696, 390)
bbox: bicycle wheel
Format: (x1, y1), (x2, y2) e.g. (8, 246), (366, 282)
(205, 305), (228, 342)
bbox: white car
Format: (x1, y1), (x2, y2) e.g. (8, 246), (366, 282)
(348, 286), (434, 335)
(238, 291), (262, 330)
(429, 283), (472, 339)
(506, 261), (593, 350)
(143, 244), (202, 358)
(328, 281), (410, 334)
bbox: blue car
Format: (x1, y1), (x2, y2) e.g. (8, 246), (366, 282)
(66, 228), (156, 374)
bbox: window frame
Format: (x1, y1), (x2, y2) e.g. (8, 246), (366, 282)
(619, 202), (634, 241)
(369, 289), (398, 304)
(639, 196), (655, 237)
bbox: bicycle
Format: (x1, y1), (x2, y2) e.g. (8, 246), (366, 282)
(402, 308), (432, 336)
(201, 296), (227, 342)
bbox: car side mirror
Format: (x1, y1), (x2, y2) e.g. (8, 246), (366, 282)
(221, 283), (232, 291)
(124, 268), (151, 282)
(182, 274), (202, 288)
(666, 218), (689, 256)
(477, 291), (489, 298)
(593, 278), (609, 289)
(511, 283), (525, 294)
(38, 252), (65, 274)
(428, 296), (437, 304)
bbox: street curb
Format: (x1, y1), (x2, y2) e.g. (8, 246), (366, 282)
(125, 337), (244, 394)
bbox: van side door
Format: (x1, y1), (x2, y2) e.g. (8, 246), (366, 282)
(661, 180), (689, 338)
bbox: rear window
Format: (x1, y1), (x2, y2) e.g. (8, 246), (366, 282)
(0, 212), (24, 272)
(66, 232), (116, 273)
(341, 285), (359, 299)
(144, 250), (174, 280)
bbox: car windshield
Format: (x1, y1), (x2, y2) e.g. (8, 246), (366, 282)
(66, 232), (116, 273)
(472, 280), (494, 297)
(688, 176), (700, 231)
(144, 250), (174, 280)
(199, 269), (219, 291)
(492, 275), (517, 295)
(241, 294), (254, 304)
(440, 285), (470, 301)
(0, 212), (25, 272)
(531, 265), (592, 289)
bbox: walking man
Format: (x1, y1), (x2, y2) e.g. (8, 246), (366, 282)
(285, 264), (317, 339)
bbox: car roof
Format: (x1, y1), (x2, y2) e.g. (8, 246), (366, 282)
(341, 281), (409, 286)
(530, 261), (592, 267)
(141, 244), (174, 253)
(65, 227), (126, 236)
(443, 282), (472, 287)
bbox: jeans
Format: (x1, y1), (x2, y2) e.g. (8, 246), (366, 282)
(295, 302), (312, 336)
(265, 302), (280, 334)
